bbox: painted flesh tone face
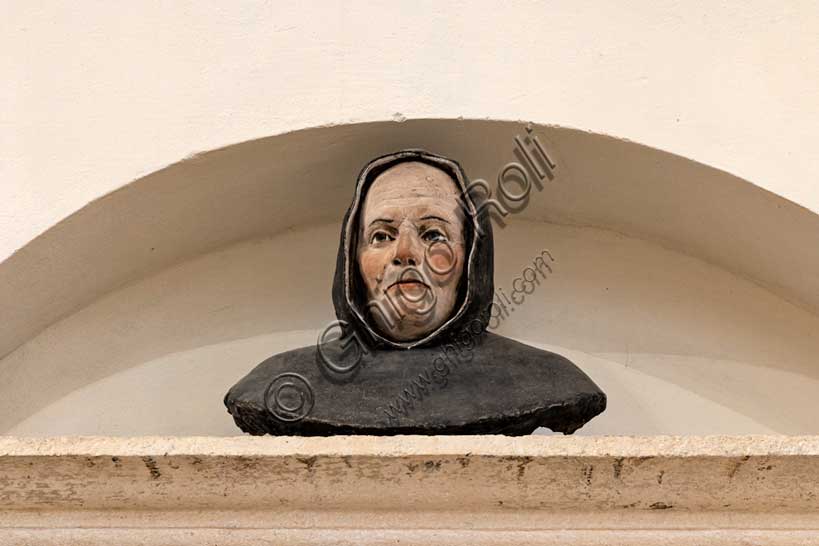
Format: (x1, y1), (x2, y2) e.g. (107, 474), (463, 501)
(357, 161), (466, 342)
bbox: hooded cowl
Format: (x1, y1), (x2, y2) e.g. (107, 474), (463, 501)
(332, 149), (494, 350)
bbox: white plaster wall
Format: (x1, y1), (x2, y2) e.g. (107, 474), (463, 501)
(3, 1), (819, 263)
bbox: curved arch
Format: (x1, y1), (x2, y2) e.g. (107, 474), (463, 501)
(2, 119), (819, 435)
(3, 119), (818, 360)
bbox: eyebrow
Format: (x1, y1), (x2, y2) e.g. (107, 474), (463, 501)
(368, 218), (394, 226)
(420, 215), (450, 224)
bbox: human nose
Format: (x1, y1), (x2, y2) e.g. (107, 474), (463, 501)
(391, 229), (422, 267)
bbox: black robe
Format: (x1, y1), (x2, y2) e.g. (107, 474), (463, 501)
(225, 149), (606, 435)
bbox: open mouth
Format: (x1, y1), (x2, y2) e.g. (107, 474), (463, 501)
(387, 279), (431, 300)
(388, 278), (430, 290)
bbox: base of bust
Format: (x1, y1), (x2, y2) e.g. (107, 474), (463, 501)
(224, 332), (606, 436)
(227, 392), (605, 436)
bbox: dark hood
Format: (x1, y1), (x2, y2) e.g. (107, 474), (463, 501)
(331, 149), (494, 350)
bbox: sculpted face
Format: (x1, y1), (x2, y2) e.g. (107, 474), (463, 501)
(357, 161), (466, 341)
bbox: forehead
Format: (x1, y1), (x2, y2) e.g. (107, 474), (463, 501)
(362, 162), (461, 213)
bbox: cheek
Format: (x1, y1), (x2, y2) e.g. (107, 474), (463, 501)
(358, 249), (386, 289)
(427, 252), (452, 274)
(426, 242), (463, 278)
(429, 246), (465, 290)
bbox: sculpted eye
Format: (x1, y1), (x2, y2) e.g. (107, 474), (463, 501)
(371, 231), (394, 244)
(422, 229), (447, 243)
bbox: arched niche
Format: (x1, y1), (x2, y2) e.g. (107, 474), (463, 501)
(2, 119), (819, 436)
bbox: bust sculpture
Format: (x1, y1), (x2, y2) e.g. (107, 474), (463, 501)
(224, 149), (606, 435)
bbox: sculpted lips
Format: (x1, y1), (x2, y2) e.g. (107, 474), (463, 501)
(386, 277), (430, 301)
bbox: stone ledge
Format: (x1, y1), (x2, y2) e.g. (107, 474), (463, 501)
(4, 434), (819, 456)
(2, 435), (819, 545)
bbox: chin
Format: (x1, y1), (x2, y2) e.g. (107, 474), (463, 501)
(381, 316), (442, 342)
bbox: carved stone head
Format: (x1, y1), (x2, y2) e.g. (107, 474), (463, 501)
(356, 161), (466, 341)
(332, 150), (495, 350)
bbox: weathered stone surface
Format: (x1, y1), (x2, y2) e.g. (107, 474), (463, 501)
(225, 333), (606, 435)
(2, 435), (819, 545)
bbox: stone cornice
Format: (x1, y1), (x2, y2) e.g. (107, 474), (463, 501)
(2, 435), (818, 544)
